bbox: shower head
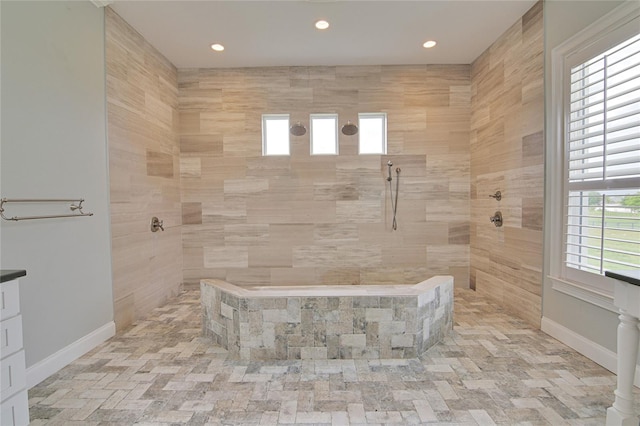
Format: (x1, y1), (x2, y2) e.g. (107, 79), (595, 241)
(387, 160), (393, 167)
(290, 122), (307, 136)
(341, 120), (358, 136)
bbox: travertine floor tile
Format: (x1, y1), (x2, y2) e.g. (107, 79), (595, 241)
(28, 288), (640, 425)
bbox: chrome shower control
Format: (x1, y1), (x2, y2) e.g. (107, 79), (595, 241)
(489, 191), (502, 201)
(150, 216), (164, 232)
(489, 211), (503, 227)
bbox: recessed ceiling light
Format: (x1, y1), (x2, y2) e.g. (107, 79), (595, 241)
(210, 43), (225, 52)
(315, 20), (330, 30)
(423, 40), (437, 49)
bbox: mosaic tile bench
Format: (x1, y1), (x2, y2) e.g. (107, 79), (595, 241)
(201, 276), (453, 361)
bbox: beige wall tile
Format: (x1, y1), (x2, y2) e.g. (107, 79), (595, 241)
(204, 246), (248, 268)
(249, 246), (293, 268)
(182, 202), (202, 225)
(180, 157), (201, 178)
(177, 63), (474, 288)
(224, 224), (270, 246)
(106, 8), (183, 331)
(470, 1), (543, 328)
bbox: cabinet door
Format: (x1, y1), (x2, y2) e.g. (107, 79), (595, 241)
(1, 315), (24, 359)
(0, 390), (29, 426)
(0, 280), (20, 321)
(0, 350), (26, 402)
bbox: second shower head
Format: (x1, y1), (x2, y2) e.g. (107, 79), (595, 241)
(341, 121), (358, 136)
(290, 122), (307, 136)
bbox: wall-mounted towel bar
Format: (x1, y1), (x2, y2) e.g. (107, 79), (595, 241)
(0, 198), (94, 221)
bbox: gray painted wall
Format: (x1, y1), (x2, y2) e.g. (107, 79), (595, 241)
(543, 1), (626, 353)
(0, 1), (114, 369)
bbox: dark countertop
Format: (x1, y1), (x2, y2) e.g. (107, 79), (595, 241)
(605, 270), (640, 287)
(0, 270), (26, 283)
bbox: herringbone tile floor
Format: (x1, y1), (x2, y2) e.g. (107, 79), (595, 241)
(28, 288), (639, 425)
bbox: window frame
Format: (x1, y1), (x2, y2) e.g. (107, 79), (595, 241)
(358, 112), (387, 155)
(548, 1), (640, 309)
(262, 114), (290, 156)
(310, 113), (339, 155)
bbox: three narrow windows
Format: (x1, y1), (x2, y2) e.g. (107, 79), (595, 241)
(262, 113), (387, 156)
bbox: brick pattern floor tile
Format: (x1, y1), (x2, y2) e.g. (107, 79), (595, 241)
(28, 289), (640, 425)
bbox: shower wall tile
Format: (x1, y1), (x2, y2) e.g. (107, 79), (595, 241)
(249, 246), (293, 268)
(336, 200), (382, 223)
(180, 134), (222, 154)
(180, 157), (201, 178)
(469, 1), (543, 327)
(181, 202), (202, 225)
(180, 65), (471, 287)
(448, 223), (470, 244)
(224, 224), (270, 246)
(146, 150), (174, 178)
(106, 8), (183, 331)
(205, 247), (248, 268)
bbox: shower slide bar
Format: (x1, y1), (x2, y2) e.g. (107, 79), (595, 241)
(0, 198), (94, 221)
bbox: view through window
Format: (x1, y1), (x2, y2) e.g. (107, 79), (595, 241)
(565, 33), (640, 275)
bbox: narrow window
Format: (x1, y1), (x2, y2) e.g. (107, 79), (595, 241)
(262, 114), (290, 156)
(359, 113), (387, 154)
(310, 114), (338, 155)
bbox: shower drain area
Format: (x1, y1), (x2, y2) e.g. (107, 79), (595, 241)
(200, 276), (453, 361)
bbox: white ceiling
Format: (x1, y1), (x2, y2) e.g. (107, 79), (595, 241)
(110, 0), (538, 69)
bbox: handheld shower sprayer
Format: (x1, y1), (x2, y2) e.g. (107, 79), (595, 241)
(385, 160), (401, 231)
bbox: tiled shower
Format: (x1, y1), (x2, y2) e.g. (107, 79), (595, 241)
(105, 2), (543, 331)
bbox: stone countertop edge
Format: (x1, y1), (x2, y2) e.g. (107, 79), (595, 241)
(0, 269), (26, 283)
(201, 276), (453, 298)
(605, 270), (640, 287)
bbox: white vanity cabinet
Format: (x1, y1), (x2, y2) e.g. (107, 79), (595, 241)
(0, 270), (29, 426)
(605, 270), (640, 426)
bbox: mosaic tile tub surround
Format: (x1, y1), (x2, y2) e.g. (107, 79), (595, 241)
(201, 276), (453, 360)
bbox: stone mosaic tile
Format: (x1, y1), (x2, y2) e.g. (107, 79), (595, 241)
(201, 279), (453, 361)
(28, 288), (640, 425)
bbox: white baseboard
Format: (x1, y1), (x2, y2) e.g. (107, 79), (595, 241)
(26, 321), (115, 388)
(541, 316), (640, 387)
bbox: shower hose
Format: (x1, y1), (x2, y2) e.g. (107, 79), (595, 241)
(388, 168), (400, 230)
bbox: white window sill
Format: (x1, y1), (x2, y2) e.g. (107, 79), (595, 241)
(548, 275), (616, 314)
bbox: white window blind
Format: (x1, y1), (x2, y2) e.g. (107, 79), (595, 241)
(568, 34), (640, 183)
(564, 32), (640, 276)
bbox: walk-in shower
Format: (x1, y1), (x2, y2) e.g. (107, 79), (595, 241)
(386, 160), (401, 230)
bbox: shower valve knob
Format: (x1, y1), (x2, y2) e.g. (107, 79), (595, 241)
(489, 211), (503, 227)
(151, 216), (164, 232)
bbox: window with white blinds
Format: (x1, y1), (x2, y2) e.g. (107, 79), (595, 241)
(564, 32), (640, 277)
